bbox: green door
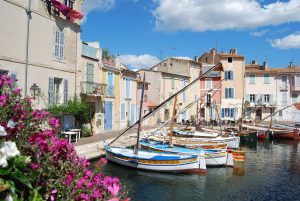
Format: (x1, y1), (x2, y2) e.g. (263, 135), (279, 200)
(86, 63), (94, 94)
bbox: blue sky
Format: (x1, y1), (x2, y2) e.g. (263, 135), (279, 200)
(81, 0), (300, 70)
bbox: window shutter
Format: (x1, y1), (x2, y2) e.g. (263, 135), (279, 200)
(60, 32), (64, 59)
(48, 77), (54, 105)
(231, 71), (234, 80)
(247, 94), (250, 102)
(225, 71), (228, 81)
(63, 79), (68, 104)
(121, 103), (125, 120)
(221, 108), (225, 118)
(225, 88), (228, 99)
(232, 88), (235, 98)
(171, 78), (175, 89)
(230, 108), (234, 118)
(270, 94), (273, 105)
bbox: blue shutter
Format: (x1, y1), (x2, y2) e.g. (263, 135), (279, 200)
(221, 108), (225, 118)
(225, 71), (228, 80)
(48, 77), (54, 105)
(230, 108), (234, 118)
(63, 79), (68, 104)
(232, 88), (235, 98)
(126, 78), (130, 98)
(121, 103), (125, 120)
(230, 71), (234, 80)
(225, 88), (228, 99)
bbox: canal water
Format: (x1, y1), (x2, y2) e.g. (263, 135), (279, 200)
(103, 140), (300, 201)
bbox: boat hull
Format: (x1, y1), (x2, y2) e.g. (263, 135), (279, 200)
(272, 129), (300, 140)
(106, 147), (206, 174)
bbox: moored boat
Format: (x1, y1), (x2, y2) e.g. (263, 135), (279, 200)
(140, 140), (232, 167)
(106, 146), (206, 174)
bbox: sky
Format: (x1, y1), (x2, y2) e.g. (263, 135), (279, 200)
(80, 0), (300, 70)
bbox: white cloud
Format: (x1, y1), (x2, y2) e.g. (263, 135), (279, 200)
(270, 33), (300, 49)
(250, 30), (268, 37)
(152, 0), (300, 32)
(81, 0), (116, 22)
(119, 54), (161, 69)
(173, 56), (193, 60)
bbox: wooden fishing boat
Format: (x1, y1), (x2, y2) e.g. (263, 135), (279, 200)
(238, 130), (257, 141)
(140, 140), (231, 167)
(173, 128), (219, 138)
(272, 129), (300, 140)
(106, 147), (206, 174)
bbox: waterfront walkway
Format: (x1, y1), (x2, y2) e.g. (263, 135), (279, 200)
(75, 125), (159, 160)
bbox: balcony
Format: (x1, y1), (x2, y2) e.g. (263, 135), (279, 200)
(80, 82), (106, 96)
(82, 44), (98, 60)
(106, 85), (115, 98)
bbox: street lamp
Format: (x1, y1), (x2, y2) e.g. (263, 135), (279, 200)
(30, 83), (40, 100)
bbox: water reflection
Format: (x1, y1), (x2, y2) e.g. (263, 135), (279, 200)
(102, 140), (300, 201)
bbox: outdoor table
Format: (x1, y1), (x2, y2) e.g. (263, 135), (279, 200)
(63, 131), (78, 143)
(69, 128), (81, 139)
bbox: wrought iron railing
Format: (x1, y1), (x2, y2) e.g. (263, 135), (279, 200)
(80, 82), (107, 96)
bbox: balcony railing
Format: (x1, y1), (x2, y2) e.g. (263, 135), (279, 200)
(106, 85), (115, 97)
(280, 85), (288, 91)
(80, 82), (107, 96)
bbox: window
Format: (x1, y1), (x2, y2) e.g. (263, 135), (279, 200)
(228, 57), (233, 63)
(205, 78), (212, 90)
(120, 103), (126, 121)
(125, 78), (131, 98)
(54, 78), (63, 104)
(249, 75), (256, 84)
(0, 70), (8, 77)
(295, 76), (300, 87)
(171, 78), (175, 89)
(55, 30), (64, 60)
(264, 94), (270, 103)
(282, 92), (288, 106)
(64, 0), (74, 9)
(182, 80), (186, 103)
(264, 74), (270, 84)
(292, 93), (298, 104)
(225, 71), (234, 80)
(282, 76), (287, 89)
(221, 108), (235, 118)
(279, 110), (283, 117)
(270, 108), (275, 114)
(207, 94), (211, 106)
(250, 94), (256, 103)
(225, 88), (235, 99)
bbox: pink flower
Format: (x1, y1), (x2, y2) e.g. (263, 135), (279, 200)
(14, 88), (21, 94)
(0, 94), (8, 106)
(49, 117), (60, 128)
(78, 193), (90, 201)
(76, 177), (86, 189)
(107, 183), (121, 197)
(31, 163), (40, 170)
(100, 157), (107, 165)
(91, 189), (102, 199)
(84, 170), (93, 179)
(108, 198), (119, 201)
(65, 173), (75, 186)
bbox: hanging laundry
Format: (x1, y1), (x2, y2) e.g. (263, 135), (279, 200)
(50, 0), (84, 22)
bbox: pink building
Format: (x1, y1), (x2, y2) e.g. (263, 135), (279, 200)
(199, 64), (222, 121)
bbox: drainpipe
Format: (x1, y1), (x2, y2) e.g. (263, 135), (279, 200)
(24, 0), (32, 96)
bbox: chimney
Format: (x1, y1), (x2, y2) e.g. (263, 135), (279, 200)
(263, 61), (268, 69)
(211, 48), (216, 64)
(229, 48), (237, 55)
(251, 60), (257, 65)
(289, 61), (293, 68)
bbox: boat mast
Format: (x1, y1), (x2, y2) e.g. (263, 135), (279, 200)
(108, 62), (223, 146)
(169, 95), (178, 148)
(134, 73), (146, 155)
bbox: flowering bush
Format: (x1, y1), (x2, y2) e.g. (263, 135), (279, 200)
(0, 74), (129, 200)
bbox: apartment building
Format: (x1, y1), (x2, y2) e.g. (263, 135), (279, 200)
(198, 48), (245, 122)
(119, 64), (138, 129)
(101, 51), (121, 130)
(244, 61), (277, 122)
(0, 0), (83, 108)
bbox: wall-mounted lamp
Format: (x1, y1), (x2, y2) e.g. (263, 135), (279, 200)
(30, 83), (40, 100)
